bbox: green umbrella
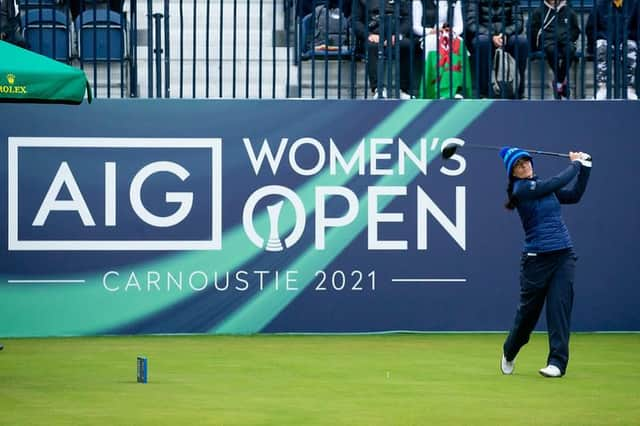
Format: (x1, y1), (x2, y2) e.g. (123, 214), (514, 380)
(0, 40), (91, 104)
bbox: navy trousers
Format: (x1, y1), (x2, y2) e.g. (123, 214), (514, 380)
(503, 248), (576, 374)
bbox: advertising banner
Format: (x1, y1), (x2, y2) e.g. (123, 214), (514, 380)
(1, 100), (638, 336)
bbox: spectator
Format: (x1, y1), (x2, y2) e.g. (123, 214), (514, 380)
(529, 0), (580, 99)
(353, 0), (414, 98)
(587, 0), (638, 100)
(465, 0), (529, 98)
(413, 0), (464, 42)
(412, 0), (470, 98)
(298, 0), (352, 18)
(0, 0), (26, 47)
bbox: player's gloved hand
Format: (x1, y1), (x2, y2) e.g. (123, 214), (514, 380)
(577, 152), (592, 168)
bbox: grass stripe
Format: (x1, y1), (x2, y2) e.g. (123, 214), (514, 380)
(1, 334), (638, 425)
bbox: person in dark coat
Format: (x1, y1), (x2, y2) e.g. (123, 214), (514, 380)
(0, 0), (26, 47)
(352, 0), (415, 98)
(465, 0), (529, 98)
(498, 147), (591, 378)
(529, 0), (580, 99)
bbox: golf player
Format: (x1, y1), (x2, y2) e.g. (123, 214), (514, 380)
(499, 146), (591, 378)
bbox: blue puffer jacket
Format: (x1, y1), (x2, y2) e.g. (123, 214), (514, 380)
(513, 161), (590, 253)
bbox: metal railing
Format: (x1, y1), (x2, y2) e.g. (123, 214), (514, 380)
(10, 0), (638, 99)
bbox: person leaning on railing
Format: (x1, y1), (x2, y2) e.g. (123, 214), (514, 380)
(352, 0), (414, 99)
(528, 0), (580, 100)
(587, 0), (639, 99)
(465, 0), (529, 98)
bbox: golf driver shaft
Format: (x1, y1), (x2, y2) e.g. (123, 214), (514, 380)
(458, 144), (571, 158)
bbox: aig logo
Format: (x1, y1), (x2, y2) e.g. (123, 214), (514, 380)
(8, 138), (222, 251)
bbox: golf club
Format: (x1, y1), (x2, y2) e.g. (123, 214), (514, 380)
(441, 143), (592, 161)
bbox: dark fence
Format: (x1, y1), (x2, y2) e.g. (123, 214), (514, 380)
(6, 0), (638, 99)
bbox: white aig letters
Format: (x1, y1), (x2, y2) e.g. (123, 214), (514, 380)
(8, 138), (222, 250)
(9, 136), (467, 252)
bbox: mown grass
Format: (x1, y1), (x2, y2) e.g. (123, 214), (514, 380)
(0, 333), (638, 425)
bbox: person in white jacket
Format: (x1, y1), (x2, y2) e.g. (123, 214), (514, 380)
(412, 0), (464, 54)
(412, 0), (467, 98)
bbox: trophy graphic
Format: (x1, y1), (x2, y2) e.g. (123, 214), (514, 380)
(265, 201), (284, 251)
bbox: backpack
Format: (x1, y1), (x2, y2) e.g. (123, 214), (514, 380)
(491, 48), (517, 99)
(313, 5), (349, 49)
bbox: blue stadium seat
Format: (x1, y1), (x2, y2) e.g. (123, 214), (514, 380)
(298, 12), (353, 61)
(21, 8), (70, 61)
(75, 9), (125, 61)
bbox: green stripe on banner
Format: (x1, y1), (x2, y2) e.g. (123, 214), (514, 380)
(0, 101), (430, 336)
(214, 100), (493, 334)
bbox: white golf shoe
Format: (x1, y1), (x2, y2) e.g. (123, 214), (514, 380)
(595, 84), (607, 100)
(627, 86), (638, 100)
(539, 365), (563, 378)
(501, 354), (515, 375)
(372, 88), (387, 99)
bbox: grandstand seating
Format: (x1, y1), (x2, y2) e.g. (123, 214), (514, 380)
(11, 0), (630, 99)
(75, 9), (126, 61)
(21, 7), (70, 61)
(17, 0), (61, 10)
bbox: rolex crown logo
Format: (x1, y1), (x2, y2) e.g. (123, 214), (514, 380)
(7, 74), (15, 85)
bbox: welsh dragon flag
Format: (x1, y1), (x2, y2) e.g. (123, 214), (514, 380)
(417, 34), (472, 99)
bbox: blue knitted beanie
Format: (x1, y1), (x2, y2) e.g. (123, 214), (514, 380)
(499, 146), (532, 176)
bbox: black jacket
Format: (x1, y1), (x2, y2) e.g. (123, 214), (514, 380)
(529, 0), (580, 51)
(353, 0), (411, 39)
(0, 0), (26, 47)
(465, 0), (524, 37)
(0, 0), (17, 35)
(420, 0), (440, 28)
(586, 0), (638, 51)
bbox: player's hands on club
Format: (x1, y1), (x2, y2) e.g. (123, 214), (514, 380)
(570, 151), (592, 168)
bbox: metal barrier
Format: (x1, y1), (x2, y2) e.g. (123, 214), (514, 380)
(13, 0), (135, 98)
(10, 0), (638, 99)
